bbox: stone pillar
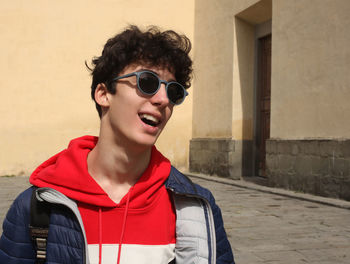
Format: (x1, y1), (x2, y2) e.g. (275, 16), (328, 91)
(189, 138), (253, 179)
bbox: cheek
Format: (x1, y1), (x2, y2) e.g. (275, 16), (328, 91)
(168, 108), (173, 120)
(164, 107), (174, 124)
(108, 98), (135, 125)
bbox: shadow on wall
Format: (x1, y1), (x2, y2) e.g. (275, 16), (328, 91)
(235, 17), (255, 177)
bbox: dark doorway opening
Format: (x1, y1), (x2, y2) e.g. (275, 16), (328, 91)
(256, 34), (271, 177)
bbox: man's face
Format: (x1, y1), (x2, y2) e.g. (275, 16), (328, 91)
(102, 64), (175, 149)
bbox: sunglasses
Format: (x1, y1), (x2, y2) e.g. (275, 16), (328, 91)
(112, 70), (188, 105)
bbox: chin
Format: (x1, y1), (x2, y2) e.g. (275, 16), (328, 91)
(132, 134), (159, 149)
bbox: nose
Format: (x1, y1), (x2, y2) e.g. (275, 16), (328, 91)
(150, 83), (169, 106)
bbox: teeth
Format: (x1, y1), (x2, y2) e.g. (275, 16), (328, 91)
(139, 114), (159, 125)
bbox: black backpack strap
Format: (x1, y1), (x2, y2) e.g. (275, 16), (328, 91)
(29, 188), (51, 264)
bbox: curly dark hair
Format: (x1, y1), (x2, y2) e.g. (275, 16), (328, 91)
(87, 25), (193, 117)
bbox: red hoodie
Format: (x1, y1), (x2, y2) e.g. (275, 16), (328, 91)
(30, 136), (176, 264)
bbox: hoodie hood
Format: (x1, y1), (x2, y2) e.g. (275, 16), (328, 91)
(29, 135), (171, 208)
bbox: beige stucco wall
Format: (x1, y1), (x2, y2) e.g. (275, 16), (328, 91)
(232, 17), (255, 140)
(193, 0), (234, 138)
(0, 0), (194, 176)
(194, 0), (349, 141)
(193, 0), (270, 140)
(271, 0), (350, 139)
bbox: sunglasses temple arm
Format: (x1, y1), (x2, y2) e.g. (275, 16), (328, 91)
(112, 72), (137, 82)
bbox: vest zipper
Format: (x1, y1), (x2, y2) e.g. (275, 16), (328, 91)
(37, 188), (89, 264)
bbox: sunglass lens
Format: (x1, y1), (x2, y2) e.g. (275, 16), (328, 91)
(167, 83), (185, 104)
(139, 72), (159, 94)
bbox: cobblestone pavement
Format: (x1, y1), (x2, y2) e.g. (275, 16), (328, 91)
(1, 175), (350, 264)
(0, 176), (31, 230)
(191, 177), (350, 264)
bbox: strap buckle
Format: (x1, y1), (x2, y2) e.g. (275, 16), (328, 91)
(29, 226), (49, 263)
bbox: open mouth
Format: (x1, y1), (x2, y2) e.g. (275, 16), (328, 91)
(139, 113), (160, 127)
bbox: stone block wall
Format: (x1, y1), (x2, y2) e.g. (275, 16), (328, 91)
(266, 139), (350, 201)
(189, 138), (253, 179)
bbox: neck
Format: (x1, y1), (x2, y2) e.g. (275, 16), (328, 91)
(87, 134), (152, 187)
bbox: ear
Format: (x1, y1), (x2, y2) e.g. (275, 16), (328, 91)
(94, 83), (110, 108)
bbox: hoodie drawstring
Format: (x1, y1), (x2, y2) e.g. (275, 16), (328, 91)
(98, 208), (102, 264)
(117, 186), (133, 264)
(98, 187), (133, 264)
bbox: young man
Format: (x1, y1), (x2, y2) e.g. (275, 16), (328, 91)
(0, 25), (234, 264)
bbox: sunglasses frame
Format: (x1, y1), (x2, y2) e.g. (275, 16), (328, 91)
(111, 70), (188, 105)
